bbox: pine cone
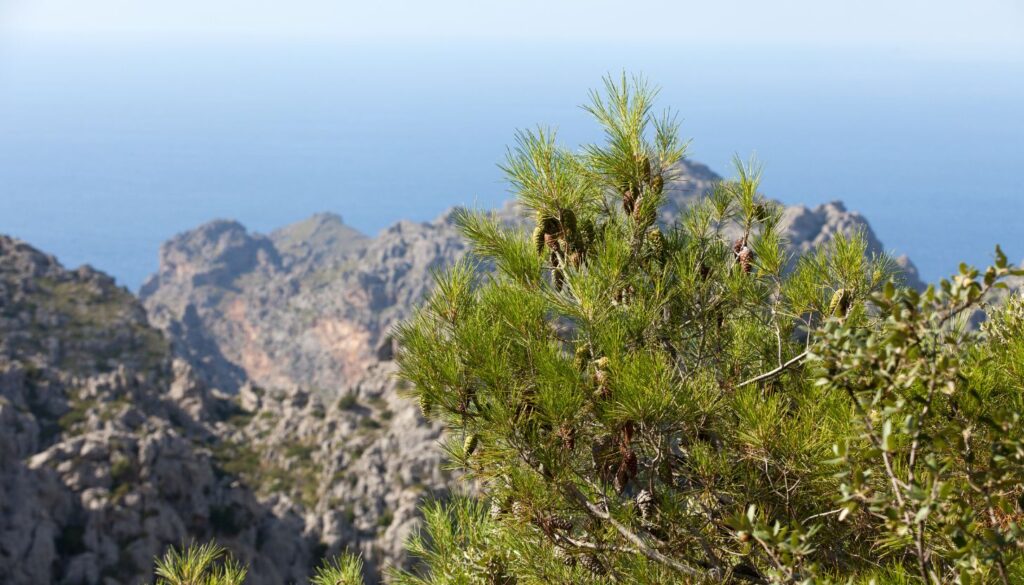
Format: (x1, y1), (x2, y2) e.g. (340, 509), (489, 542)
(560, 208), (577, 235)
(737, 246), (754, 274)
(651, 173), (664, 195)
(418, 394), (431, 418)
(829, 288), (852, 317)
(754, 201), (770, 221)
(645, 230), (665, 264)
(639, 153), (652, 183)
(553, 546), (576, 567)
(532, 223), (546, 255)
(580, 554), (605, 576)
(573, 345), (591, 370)
(548, 516), (573, 531)
(733, 237), (745, 255)
(464, 433), (480, 456)
(622, 188), (636, 215)
(557, 424), (576, 451)
(635, 489), (655, 521)
(544, 232), (561, 252)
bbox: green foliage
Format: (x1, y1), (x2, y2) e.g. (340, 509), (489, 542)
(311, 552), (365, 585)
(337, 391), (359, 410)
(393, 75), (1024, 585)
(152, 542), (367, 585)
(816, 252), (1024, 584)
(153, 541), (247, 585)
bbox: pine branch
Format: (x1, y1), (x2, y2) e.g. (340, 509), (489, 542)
(736, 350), (808, 388)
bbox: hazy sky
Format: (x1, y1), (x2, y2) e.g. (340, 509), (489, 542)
(3, 0), (1023, 56)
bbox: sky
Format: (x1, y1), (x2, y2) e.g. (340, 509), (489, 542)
(2, 0), (1023, 57)
(0, 1), (1021, 288)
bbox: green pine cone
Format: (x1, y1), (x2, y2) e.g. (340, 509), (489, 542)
(645, 230), (665, 263)
(532, 223), (546, 255)
(560, 208), (577, 237)
(829, 288), (852, 317)
(464, 433), (480, 456)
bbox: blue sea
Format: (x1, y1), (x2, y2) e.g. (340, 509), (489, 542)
(1, 40), (1022, 290)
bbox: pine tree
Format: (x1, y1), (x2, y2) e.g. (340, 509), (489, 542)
(393, 74), (1024, 584)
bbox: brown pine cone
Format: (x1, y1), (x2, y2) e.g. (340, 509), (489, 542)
(560, 208), (577, 235)
(554, 546), (576, 567)
(738, 246), (754, 274)
(580, 554), (605, 575)
(544, 232), (561, 252)
(635, 489), (655, 521)
(622, 188), (636, 215)
(547, 515), (573, 531)
(557, 424), (576, 451)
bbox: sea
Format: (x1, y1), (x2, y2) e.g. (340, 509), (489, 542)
(1, 40), (1022, 290)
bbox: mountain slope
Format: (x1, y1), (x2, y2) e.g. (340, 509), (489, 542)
(0, 235), (324, 585)
(0, 236), (445, 584)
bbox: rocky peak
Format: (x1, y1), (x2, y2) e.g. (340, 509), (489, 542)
(0, 235), (65, 281)
(780, 201), (922, 288)
(270, 212), (368, 269)
(140, 219), (280, 300)
(781, 201), (879, 252)
(0, 235), (166, 377)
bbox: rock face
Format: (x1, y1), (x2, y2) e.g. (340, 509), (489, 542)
(0, 233), (447, 585)
(141, 211), (471, 396)
(780, 200), (921, 284)
(1, 158), (924, 584)
(0, 235), (320, 585)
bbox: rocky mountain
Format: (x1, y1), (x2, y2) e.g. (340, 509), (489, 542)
(0, 235), (446, 584)
(1, 158), (924, 584)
